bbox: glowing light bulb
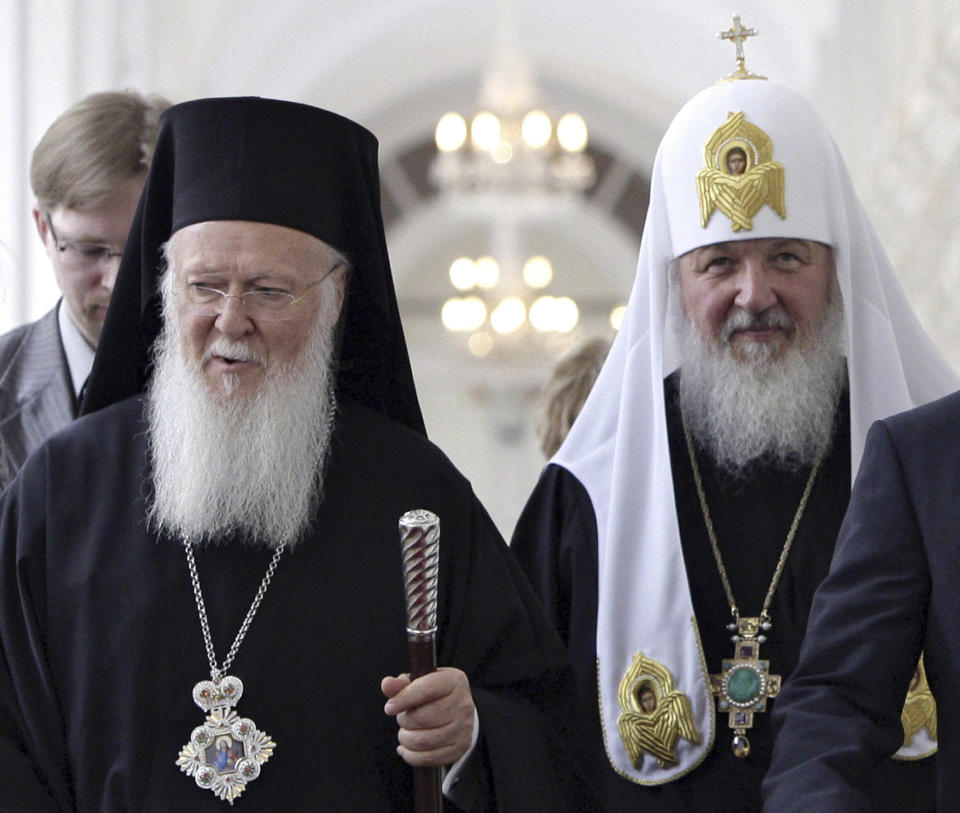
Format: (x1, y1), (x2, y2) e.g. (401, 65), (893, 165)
(491, 141), (513, 163)
(435, 113), (467, 152)
(490, 297), (526, 334)
(521, 110), (552, 149)
(553, 297), (579, 332)
(449, 257), (476, 290)
(474, 256), (500, 290)
(441, 296), (487, 332)
(471, 112), (501, 152)
(468, 332), (494, 356)
(529, 296), (555, 332)
(557, 113), (588, 152)
(522, 256), (553, 289)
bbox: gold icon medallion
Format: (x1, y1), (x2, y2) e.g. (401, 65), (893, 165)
(696, 112), (785, 232)
(617, 652), (700, 769)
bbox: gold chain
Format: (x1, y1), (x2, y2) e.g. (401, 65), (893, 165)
(681, 419), (820, 623)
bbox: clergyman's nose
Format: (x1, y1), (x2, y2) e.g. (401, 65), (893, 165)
(733, 263), (777, 314)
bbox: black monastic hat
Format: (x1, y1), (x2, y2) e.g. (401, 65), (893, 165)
(82, 96), (425, 434)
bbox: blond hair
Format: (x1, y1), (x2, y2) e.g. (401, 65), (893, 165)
(30, 90), (170, 211)
(537, 337), (611, 458)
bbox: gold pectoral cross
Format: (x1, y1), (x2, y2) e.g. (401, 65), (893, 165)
(708, 616), (781, 758)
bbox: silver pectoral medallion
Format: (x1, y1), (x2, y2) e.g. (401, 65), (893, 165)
(176, 676), (276, 805)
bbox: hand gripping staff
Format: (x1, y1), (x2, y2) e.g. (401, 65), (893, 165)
(399, 509), (443, 813)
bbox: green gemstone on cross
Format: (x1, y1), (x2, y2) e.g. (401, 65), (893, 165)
(727, 667), (761, 702)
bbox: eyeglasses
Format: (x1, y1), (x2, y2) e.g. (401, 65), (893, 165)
(45, 212), (124, 269)
(178, 262), (344, 322)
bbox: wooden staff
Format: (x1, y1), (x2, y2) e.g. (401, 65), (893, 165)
(399, 509), (443, 813)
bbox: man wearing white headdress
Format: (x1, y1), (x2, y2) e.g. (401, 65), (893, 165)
(511, 27), (955, 813)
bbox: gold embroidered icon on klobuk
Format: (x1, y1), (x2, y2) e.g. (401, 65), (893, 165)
(617, 652), (700, 769)
(696, 111), (785, 232)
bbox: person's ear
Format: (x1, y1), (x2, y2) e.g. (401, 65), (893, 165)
(31, 203), (50, 244)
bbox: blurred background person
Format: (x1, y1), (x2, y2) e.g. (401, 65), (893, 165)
(537, 336), (610, 458)
(0, 90), (169, 486)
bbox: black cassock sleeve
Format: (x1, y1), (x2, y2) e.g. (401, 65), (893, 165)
(0, 444), (73, 811)
(509, 465), (611, 796)
(509, 464), (599, 655)
(439, 497), (598, 812)
(764, 420), (928, 812)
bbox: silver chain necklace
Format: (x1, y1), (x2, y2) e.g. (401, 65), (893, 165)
(186, 539), (286, 682)
(175, 537), (284, 805)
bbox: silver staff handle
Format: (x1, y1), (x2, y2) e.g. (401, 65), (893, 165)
(398, 509), (442, 813)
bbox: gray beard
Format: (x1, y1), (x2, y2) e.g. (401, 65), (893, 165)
(145, 290), (339, 549)
(678, 296), (845, 475)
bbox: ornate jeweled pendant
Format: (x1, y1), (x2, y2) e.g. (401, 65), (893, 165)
(176, 676), (276, 805)
(709, 617), (781, 758)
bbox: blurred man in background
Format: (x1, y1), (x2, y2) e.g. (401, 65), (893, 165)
(0, 90), (168, 485)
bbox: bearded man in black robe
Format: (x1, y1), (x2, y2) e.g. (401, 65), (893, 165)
(511, 33), (955, 813)
(0, 97), (591, 812)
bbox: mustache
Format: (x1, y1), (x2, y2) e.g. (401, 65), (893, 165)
(719, 307), (795, 343)
(203, 340), (266, 366)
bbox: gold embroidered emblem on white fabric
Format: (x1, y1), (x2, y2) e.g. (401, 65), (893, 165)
(696, 112), (785, 232)
(617, 652), (700, 769)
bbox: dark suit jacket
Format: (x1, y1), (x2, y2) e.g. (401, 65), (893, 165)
(763, 389), (960, 811)
(0, 306), (75, 489)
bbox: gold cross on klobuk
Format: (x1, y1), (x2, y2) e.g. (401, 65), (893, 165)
(716, 15), (766, 83)
(719, 15), (757, 62)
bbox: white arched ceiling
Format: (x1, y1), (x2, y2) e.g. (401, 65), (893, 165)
(155, 1), (844, 170)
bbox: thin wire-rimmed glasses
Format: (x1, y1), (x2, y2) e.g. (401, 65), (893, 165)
(179, 262), (344, 322)
(45, 212), (124, 269)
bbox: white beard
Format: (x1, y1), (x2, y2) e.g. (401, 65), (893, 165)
(679, 294), (845, 475)
(146, 285), (339, 549)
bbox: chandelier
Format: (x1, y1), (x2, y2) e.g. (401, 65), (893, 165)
(439, 252), (580, 358)
(430, 59), (594, 198)
(430, 45), (595, 360)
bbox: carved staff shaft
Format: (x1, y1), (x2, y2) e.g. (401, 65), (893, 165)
(399, 509), (443, 813)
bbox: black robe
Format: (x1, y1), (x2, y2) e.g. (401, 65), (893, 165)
(0, 396), (591, 812)
(511, 374), (935, 812)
